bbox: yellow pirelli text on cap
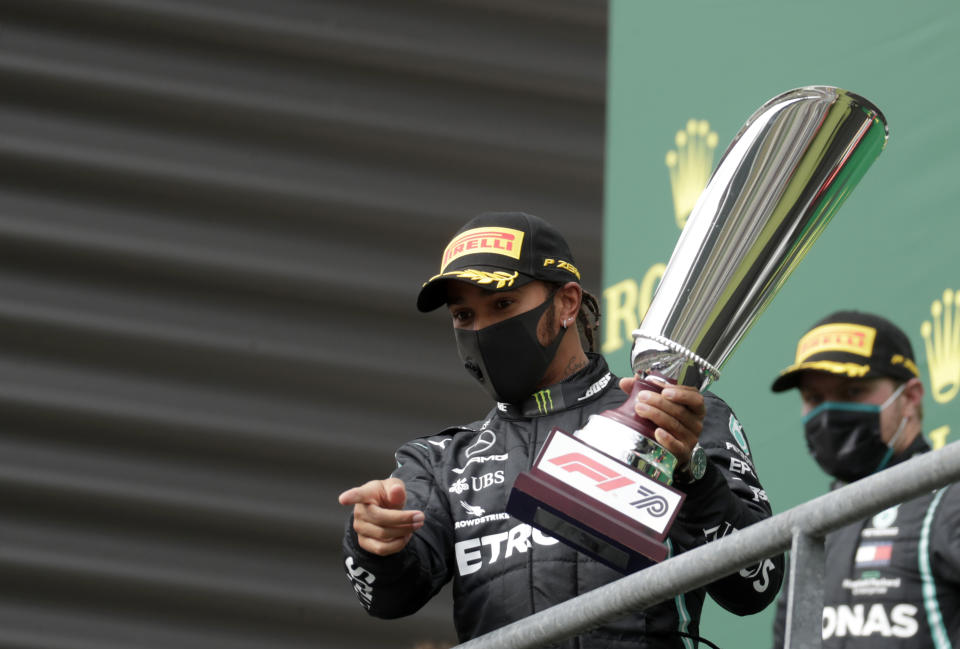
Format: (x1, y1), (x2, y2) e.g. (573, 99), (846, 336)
(795, 323), (877, 363)
(543, 258), (581, 280)
(441, 227), (524, 271)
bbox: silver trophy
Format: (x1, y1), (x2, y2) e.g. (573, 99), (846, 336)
(507, 86), (888, 572)
(576, 85), (889, 485)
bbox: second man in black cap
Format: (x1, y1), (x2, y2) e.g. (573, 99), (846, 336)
(770, 309), (960, 648)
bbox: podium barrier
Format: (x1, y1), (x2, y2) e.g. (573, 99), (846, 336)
(452, 442), (960, 649)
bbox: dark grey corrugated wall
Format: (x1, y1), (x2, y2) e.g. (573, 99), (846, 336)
(0, 1), (607, 647)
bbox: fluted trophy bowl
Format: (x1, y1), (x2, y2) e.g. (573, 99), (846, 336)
(576, 86), (888, 485)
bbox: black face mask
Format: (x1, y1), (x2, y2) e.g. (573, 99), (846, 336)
(802, 384), (907, 483)
(454, 293), (565, 404)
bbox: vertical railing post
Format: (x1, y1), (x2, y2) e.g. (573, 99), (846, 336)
(784, 529), (824, 649)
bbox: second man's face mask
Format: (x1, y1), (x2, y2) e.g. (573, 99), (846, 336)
(802, 382), (908, 483)
(454, 292), (565, 404)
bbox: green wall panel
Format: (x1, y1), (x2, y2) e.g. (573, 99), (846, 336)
(604, 2), (960, 647)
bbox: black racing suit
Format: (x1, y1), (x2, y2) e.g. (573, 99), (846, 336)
(772, 437), (960, 648)
(344, 354), (785, 648)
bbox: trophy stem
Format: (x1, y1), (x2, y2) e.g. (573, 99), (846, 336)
(603, 378), (664, 438)
(574, 378), (679, 485)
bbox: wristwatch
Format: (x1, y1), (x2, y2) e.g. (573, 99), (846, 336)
(675, 443), (707, 485)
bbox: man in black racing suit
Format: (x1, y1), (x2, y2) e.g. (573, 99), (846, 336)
(770, 310), (960, 648)
(340, 212), (784, 648)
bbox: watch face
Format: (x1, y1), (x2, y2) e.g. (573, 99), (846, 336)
(691, 446), (707, 480)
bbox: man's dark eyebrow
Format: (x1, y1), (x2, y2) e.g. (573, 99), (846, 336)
(447, 288), (510, 305)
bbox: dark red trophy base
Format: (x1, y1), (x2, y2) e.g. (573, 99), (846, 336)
(506, 425), (685, 574)
(604, 376), (668, 439)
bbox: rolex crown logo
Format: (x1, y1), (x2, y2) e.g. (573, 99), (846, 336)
(920, 288), (960, 404)
(665, 119), (718, 230)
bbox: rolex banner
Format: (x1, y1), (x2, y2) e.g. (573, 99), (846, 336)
(603, 2), (960, 647)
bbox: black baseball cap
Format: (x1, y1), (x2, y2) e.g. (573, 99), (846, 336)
(416, 211), (581, 312)
(771, 310), (920, 392)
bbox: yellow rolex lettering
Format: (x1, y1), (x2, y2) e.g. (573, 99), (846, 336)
(639, 263), (666, 319)
(602, 277), (639, 354)
(601, 264), (665, 355)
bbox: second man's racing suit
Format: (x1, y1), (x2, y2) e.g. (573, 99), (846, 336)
(772, 436), (960, 648)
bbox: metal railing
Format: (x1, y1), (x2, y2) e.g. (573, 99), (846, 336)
(452, 441), (960, 649)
